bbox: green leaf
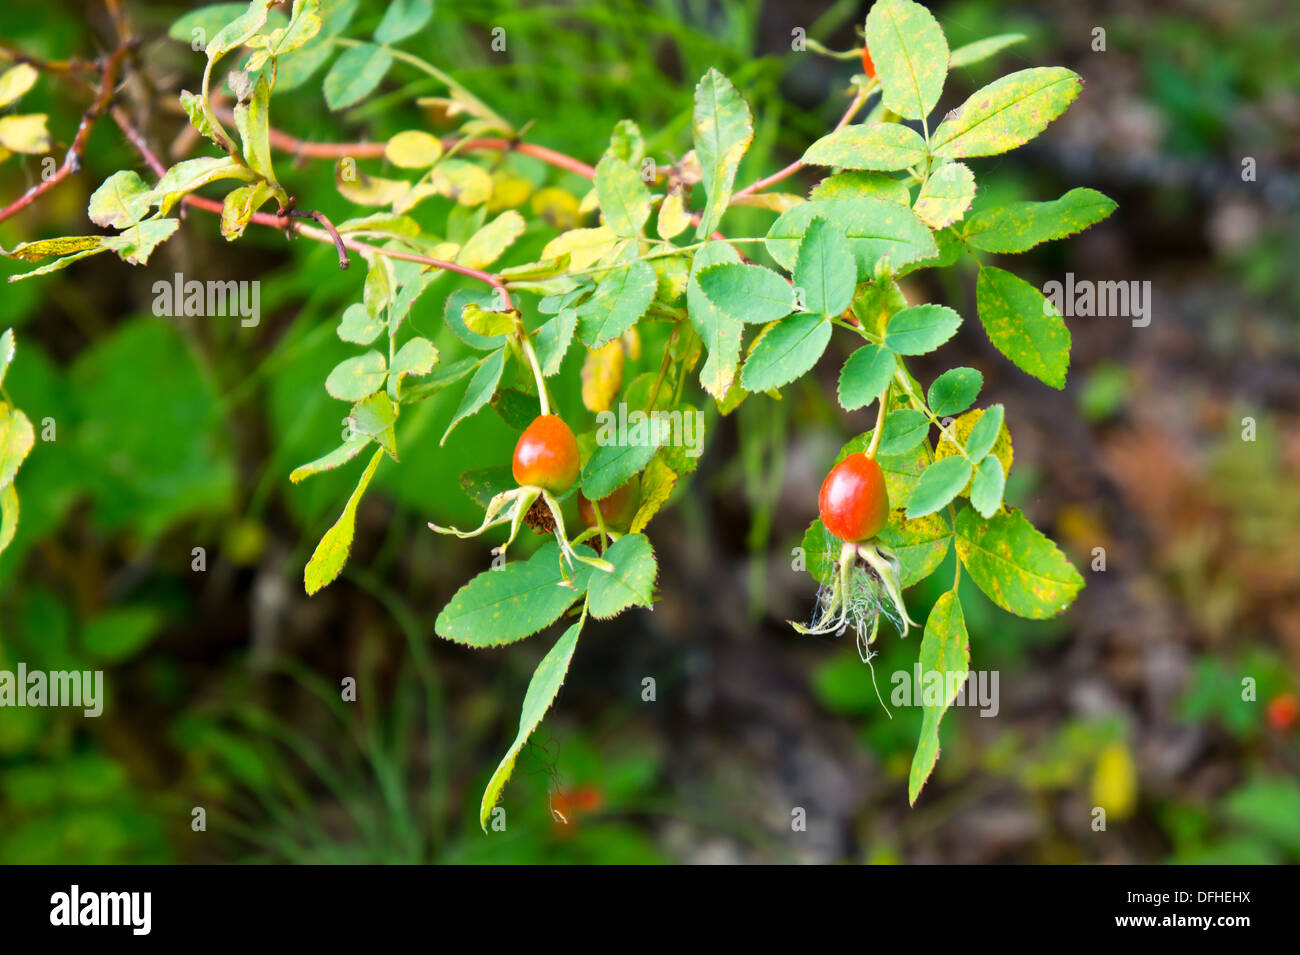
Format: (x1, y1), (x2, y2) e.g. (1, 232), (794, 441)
(582, 437), (660, 500)
(970, 455), (1005, 517)
(576, 260), (656, 348)
(325, 350), (386, 401)
(533, 308), (577, 377)
(801, 518), (840, 585)
(809, 171), (911, 205)
(687, 241), (744, 400)
(878, 511), (952, 587)
(102, 218), (181, 266)
(87, 171), (153, 229)
(82, 605), (166, 663)
(866, 0), (949, 121)
(446, 288), (509, 351)
(457, 210), (526, 270)
(765, 197), (937, 278)
(877, 408), (929, 455)
(884, 303), (962, 355)
(3, 235), (105, 262)
(594, 154), (652, 237)
(837, 343), (896, 411)
(149, 157), (254, 215)
(0, 483), (16, 556)
(802, 121), (928, 171)
(289, 434), (369, 483)
(976, 266), (1070, 389)
(362, 252), (394, 318)
(914, 161), (976, 229)
(906, 455), (972, 518)
(739, 314), (832, 392)
(908, 590), (969, 804)
(441, 348), (505, 444)
(692, 68), (753, 238)
(435, 540), (585, 646)
(337, 302), (384, 344)
(323, 42), (391, 110)
(931, 67), (1081, 159)
(1223, 778), (1300, 853)
(0, 404), (34, 490)
(179, 90), (218, 143)
(387, 336), (438, 400)
(927, 367), (982, 417)
(246, 0), (323, 68)
(219, 180), (276, 239)
(459, 465), (515, 508)
(232, 69), (277, 184)
(398, 356), (477, 405)
(587, 533), (657, 618)
(0, 329), (13, 390)
(697, 263), (794, 324)
(479, 618), (582, 831)
(373, 0), (432, 43)
(6, 246), (106, 281)
(963, 187), (1117, 253)
(303, 447), (384, 595)
(491, 388), (540, 431)
(608, 119), (644, 163)
(794, 217), (855, 318)
(349, 391), (398, 458)
(964, 404), (1004, 462)
(953, 504), (1084, 618)
(948, 33), (1026, 70)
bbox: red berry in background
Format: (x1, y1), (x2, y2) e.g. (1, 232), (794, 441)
(578, 479), (639, 529)
(1267, 692), (1299, 731)
(861, 45), (876, 78)
(819, 452), (889, 543)
(512, 415), (580, 493)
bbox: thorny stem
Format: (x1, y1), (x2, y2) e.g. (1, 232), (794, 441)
(731, 84), (872, 199)
(201, 102), (597, 178)
(112, 110), (517, 308)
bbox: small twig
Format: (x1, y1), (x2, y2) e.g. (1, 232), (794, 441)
(732, 88), (869, 200)
(0, 43), (130, 225)
(288, 208), (349, 269)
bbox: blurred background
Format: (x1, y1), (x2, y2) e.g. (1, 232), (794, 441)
(1, 0), (1298, 864)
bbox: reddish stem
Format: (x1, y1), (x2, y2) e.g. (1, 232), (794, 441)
(0, 44), (129, 225)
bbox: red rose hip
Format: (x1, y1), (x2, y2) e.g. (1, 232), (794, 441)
(512, 414), (580, 493)
(819, 452), (889, 542)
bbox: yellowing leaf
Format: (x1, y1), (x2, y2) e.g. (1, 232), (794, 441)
(0, 64), (39, 108)
(0, 114), (50, 154)
(384, 129), (443, 168)
(457, 210), (525, 269)
(581, 340), (624, 412)
(303, 447), (384, 595)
